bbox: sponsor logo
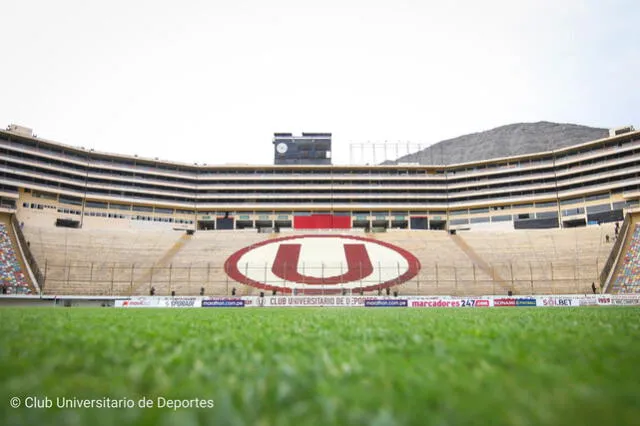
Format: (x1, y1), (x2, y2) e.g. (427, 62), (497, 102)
(412, 299), (461, 307)
(541, 298), (573, 307)
(516, 298), (537, 307)
(170, 298), (197, 307)
(121, 299), (154, 307)
(597, 297), (612, 305)
(224, 235), (421, 294)
(364, 299), (408, 307)
(613, 297), (640, 306)
(458, 299), (491, 307)
(411, 299), (490, 308)
(579, 298), (598, 306)
(494, 298), (516, 307)
(202, 299), (245, 307)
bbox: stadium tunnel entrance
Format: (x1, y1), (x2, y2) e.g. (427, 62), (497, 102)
(198, 220), (215, 230)
(563, 218), (587, 228)
(429, 220), (446, 230)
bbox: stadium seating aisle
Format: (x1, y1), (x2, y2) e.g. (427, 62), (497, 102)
(0, 224), (30, 294)
(612, 224), (640, 294)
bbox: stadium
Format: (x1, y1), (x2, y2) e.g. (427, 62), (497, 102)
(1, 122), (640, 298)
(1, 122), (640, 425)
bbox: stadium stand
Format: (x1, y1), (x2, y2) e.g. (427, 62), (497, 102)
(22, 225), (190, 295)
(20, 223), (615, 296)
(3, 123), (640, 297)
(458, 224), (614, 294)
(0, 219), (29, 294)
(612, 224), (640, 294)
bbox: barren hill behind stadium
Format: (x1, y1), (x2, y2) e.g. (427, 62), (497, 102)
(384, 121), (609, 165)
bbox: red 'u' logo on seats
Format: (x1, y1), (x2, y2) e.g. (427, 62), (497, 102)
(271, 244), (374, 284)
(224, 234), (421, 294)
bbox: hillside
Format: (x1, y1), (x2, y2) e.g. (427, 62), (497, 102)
(385, 121), (609, 165)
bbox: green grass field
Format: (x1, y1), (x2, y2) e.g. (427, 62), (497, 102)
(1, 307), (639, 426)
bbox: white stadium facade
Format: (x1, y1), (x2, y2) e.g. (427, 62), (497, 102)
(1, 123), (639, 298)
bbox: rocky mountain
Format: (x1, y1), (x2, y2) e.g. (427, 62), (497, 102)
(384, 121), (610, 165)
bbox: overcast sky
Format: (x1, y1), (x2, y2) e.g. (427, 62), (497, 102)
(1, 0), (638, 165)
